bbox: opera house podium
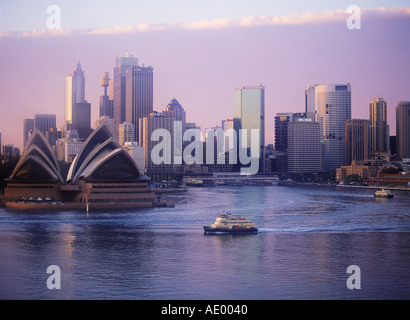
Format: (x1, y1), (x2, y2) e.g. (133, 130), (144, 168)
(4, 123), (156, 211)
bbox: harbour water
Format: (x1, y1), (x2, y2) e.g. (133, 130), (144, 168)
(0, 185), (409, 300)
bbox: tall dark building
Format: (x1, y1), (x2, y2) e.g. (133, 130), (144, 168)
(34, 114), (57, 147)
(72, 102), (92, 139)
(34, 114), (56, 136)
(369, 98), (389, 153)
(275, 113), (291, 152)
(125, 65), (153, 142)
(346, 119), (369, 165)
(396, 101), (410, 159)
(113, 53), (139, 130)
(23, 119), (34, 147)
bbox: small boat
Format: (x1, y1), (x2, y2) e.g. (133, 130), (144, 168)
(374, 189), (393, 198)
(203, 211), (258, 234)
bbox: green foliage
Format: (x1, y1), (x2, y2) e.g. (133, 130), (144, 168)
(344, 174), (363, 184)
(380, 167), (401, 174)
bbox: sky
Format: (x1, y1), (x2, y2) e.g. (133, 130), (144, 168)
(0, 1), (410, 150)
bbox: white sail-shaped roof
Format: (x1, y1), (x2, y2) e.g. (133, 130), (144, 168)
(9, 130), (63, 183)
(67, 122), (143, 184)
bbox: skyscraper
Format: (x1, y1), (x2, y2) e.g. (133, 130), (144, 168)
(307, 84), (351, 171)
(287, 118), (322, 173)
(163, 98), (186, 133)
(396, 101), (410, 159)
(274, 113), (292, 152)
(113, 52), (139, 130)
(369, 98), (389, 154)
(34, 114), (57, 147)
(125, 64), (153, 142)
(233, 85), (265, 173)
(139, 112), (174, 171)
(65, 61), (85, 124)
(23, 119), (34, 147)
(346, 119), (369, 164)
(34, 114), (56, 136)
(72, 102), (92, 139)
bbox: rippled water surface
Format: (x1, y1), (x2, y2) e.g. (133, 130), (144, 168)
(1, 185), (409, 299)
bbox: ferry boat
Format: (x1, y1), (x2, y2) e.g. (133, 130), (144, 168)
(203, 212), (258, 234)
(374, 189), (394, 198)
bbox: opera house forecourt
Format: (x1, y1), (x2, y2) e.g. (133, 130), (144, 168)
(4, 123), (160, 211)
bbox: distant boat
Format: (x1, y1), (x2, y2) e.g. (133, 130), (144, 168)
(203, 212), (258, 234)
(374, 189), (393, 198)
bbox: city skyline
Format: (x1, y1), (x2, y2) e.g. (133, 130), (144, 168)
(1, 5), (409, 150)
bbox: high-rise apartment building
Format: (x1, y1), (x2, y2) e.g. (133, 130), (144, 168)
(396, 101), (410, 159)
(346, 119), (369, 165)
(369, 98), (389, 154)
(306, 84), (351, 171)
(65, 61), (85, 124)
(233, 85), (265, 173)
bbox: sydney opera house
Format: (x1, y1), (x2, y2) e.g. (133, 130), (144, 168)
(4, 123), (157, 210)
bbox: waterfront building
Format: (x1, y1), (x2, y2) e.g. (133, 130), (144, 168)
(94, 116), (115, 134)
(396, 101), (410, 159)
(369, 98), (389, 154)
(287, 117), (322, 173)
(23, 119), (34, 147)
(306, 83), (351, 171)
(346, 119), (369, 165)
(233, 85), (265, 173)
(65, 61), (85, 124)
(5, 123), (155, 210)
(113, 52), (139, 130)
(336, 160), (378, 182)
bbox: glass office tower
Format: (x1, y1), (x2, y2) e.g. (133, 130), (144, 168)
(307, 84), (351, 171)
(233, 85), (265, 173)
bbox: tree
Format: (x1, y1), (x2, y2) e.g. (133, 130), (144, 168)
(344, 174), (363, 184)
